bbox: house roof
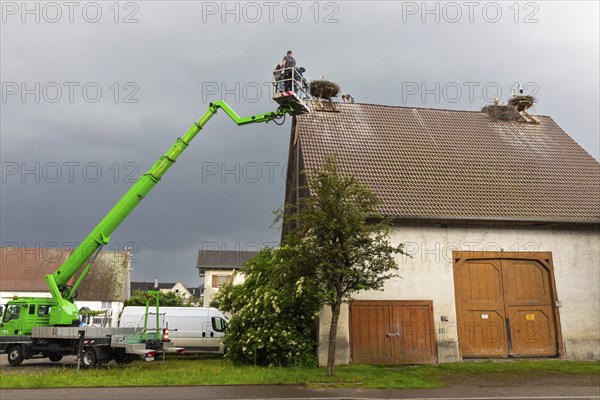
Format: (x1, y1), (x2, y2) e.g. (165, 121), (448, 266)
(0, 247), (130, 301)
(293, 103), (600, 224)
(130, 281), (179, 292)
(196, 250), (258, 273)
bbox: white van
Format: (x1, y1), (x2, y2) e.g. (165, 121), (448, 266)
(119, 307), (227, 354)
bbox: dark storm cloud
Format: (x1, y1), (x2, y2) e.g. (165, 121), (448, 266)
(1, 1), (598, 287)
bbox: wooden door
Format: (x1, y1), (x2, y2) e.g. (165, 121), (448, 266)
(350, 300), (436, 364)
(454, 258), (508, 356)
(350, 301), (394, 364)
(502, 259), (558, 356)
(453, 252), (561, 358)
(392, 302), (437, 363)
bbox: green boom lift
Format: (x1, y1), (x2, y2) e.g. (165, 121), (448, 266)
(0, 82), (310, 367)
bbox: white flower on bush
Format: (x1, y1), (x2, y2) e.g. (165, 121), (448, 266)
(295, 277), (305, 296)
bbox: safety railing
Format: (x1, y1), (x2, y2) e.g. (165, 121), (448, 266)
(272, 66), (310, 102)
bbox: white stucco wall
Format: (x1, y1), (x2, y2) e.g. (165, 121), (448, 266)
(202, 269), (242, 307)
(318, 224), (600, 365)
(160, 282), (192, 299)
(77, 300), (124, 327)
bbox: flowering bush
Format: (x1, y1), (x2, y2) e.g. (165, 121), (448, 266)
(211, 248), (320, 367)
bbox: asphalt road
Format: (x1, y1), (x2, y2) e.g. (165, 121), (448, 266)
(0, 384), (599, 400)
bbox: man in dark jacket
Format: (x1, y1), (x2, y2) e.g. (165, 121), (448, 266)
(295, 66), (307, 95)
(281, 50), (296, 91)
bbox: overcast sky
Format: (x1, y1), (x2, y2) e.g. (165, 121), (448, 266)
(1, 1), (598, 288)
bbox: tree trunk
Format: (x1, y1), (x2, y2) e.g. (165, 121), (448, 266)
(327, 299), (342, 377)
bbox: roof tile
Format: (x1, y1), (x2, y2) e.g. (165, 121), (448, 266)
(295, 103), (600, 223)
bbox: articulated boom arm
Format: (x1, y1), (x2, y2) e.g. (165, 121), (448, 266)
(46, 101), (293, 326)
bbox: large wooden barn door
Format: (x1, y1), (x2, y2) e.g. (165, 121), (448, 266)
(502, 259), (558, 356)
(453, 258), (508, 356)
(350, 300), (436, 364)
(454, 252), (562, 358)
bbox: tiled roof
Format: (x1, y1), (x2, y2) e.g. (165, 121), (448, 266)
(196, 250), (258, 272)
(0, 247), (130, 301)
(295, 103), (600, 223)
(131, 281), (178, 292)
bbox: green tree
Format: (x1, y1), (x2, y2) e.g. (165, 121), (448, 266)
(284, 156), (405, 376)
(124, 289), (189, 307)
(211, 248), (320, 367)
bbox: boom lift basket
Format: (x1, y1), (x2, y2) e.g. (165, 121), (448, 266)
(272, 66), (311, 115)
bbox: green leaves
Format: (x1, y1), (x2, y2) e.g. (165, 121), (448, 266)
(124, 290), (191, 307)
(211, 248), (319, 367)
(282, 156), (406, 375)
(284, 156), (405, 305)
(213, 156), (405, 372)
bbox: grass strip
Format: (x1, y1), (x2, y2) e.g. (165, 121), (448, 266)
(1, 357), (598, 390)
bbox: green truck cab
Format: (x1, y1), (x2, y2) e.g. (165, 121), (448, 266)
(1, 298), (56, 336)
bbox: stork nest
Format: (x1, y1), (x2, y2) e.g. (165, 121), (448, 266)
(309, 79), (340, 99)
(508, 95), (536, 112)
(481, 105), (525, 122)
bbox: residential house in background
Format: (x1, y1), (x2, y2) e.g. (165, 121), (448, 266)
(188, 284), (204, 304)
(197, 250), (257, 306)
(0, 247), (131, 326)
(130, 281), (193, 299)
(284, 101), (600, 365)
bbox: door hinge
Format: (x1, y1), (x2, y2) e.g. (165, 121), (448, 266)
(555, 300), (562, 308)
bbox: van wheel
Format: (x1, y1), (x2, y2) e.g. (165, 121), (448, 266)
(80, 347), (97, 369)
(7, 345), (23, 366)
(48, 352), (63, 362)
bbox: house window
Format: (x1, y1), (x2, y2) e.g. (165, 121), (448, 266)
(212, 274), (231, 288)
(101, 301), (112, 309)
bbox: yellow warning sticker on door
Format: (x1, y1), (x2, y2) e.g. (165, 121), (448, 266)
(526, 314), (535, 321)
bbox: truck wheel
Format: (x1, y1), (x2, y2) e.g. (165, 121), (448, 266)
(48, 353), (63, 362)
(80, 347), (97, 369)
(7, 345), (23, 367)
(114, 350), (133, 365)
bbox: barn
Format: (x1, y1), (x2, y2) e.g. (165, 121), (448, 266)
(283, 102), (600, 364)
